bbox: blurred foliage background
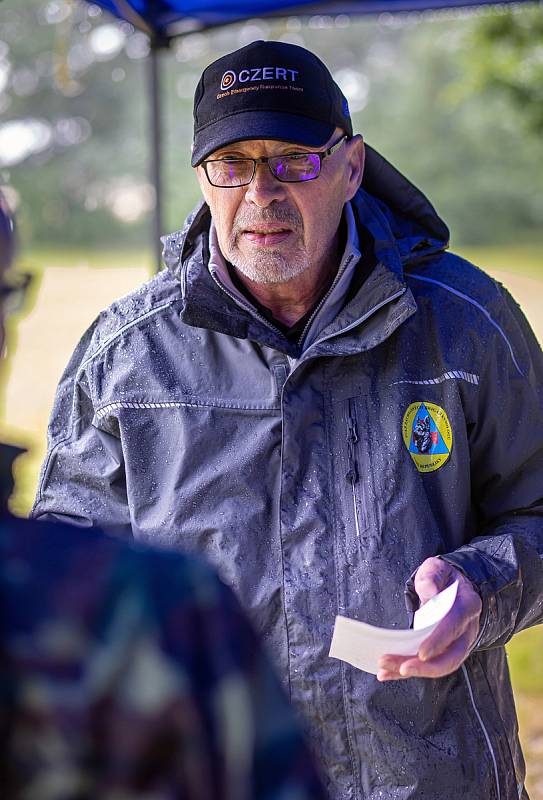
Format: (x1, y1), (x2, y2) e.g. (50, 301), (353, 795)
(1, 0), (543, 796)
(1, 1), (543, 250)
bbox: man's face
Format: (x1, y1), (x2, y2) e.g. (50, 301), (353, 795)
(196, 131), (364, 285)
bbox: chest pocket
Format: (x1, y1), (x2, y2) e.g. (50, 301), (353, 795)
(331, 395), (380, 552)
(345, 397), (370, 539)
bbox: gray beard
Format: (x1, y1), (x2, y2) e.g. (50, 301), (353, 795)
(227, 247), (310, 285)
(226, 204), (309, 285)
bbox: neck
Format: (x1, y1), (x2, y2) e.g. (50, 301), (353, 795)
(232, 231), (342, 327)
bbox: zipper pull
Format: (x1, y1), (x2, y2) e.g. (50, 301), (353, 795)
(347, 417), (358, 445)
(346, 458), (359, 485)
(346, 401), (359, 484)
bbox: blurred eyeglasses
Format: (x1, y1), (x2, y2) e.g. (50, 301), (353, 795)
(0, 272), (33, 316)
(202, 135), (348, 188)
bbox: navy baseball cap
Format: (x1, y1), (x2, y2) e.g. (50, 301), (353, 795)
(191, 40), (353, 167)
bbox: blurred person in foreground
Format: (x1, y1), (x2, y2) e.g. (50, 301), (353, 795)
(33, 41), (543, 799)
(0, 193), (324, 799)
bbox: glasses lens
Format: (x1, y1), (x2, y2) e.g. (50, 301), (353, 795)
(270, 153), (321, 183)
(206, 159), (254, 187)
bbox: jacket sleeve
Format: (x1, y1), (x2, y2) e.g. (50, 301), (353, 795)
(440, 285), (543, 650)
(30, 320), (132, 538)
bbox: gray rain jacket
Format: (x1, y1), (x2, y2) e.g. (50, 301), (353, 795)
(33, 147), (543, 800)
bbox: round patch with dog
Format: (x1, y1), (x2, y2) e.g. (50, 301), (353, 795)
(402, 402), (452, 473)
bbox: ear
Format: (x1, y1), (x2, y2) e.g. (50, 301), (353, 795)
(344, 135), (365, 202)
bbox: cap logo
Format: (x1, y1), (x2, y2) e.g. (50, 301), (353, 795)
(220, 70), (237, 90)
(219, 66), (299, 93)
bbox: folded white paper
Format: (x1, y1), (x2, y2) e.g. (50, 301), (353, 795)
(329, 580), (459, 675)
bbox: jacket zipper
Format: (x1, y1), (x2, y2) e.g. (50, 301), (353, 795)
(208, 270), (283, 336)
(462, 664), (501, 800)
(346, 398), (362, 540)
(298, 254), (355, 345)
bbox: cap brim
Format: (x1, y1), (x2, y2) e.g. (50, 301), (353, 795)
(191, 111), (335, 167)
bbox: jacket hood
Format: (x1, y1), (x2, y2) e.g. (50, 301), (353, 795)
(161, 144), (449, 275)
(361, 144), (449, 259)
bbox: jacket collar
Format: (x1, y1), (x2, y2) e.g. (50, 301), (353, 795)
(180, 228), (303, 356)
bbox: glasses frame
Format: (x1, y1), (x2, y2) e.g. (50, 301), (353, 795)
(201, 135), (348, 188)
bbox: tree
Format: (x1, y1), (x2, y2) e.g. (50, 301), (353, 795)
(465, 6), (543, 136)
(1, 1), (543, 250)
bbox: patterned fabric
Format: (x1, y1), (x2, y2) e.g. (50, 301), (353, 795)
(0, 459), (324, 799)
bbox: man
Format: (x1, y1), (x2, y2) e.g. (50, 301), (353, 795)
(0, 191), (325, 798)
(33, 40), (543, 799)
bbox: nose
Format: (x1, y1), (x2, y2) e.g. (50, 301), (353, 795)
(244, 162), (288, 208)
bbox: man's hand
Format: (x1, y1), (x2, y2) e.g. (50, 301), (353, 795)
(377, 557), (482, 681)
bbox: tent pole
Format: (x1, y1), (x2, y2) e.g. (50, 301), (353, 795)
(148, 40), (163, 273)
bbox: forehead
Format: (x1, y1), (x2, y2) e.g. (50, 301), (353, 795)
(208, 138), (315, 158)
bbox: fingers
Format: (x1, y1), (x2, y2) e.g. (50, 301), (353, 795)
(377, 627), (477, 681)
(375, 562), (483, 682)
(377, 653), (414, 681)
(407, 629), (475, 678)
(413, 557), (455, 605)
(418, 582), (481, 661)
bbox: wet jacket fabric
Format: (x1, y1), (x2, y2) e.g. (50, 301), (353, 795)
(32, 145), (543, 800)
(1, 443), (325, 800)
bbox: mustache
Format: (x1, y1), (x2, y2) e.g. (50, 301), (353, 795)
(231, 205), (303, 239)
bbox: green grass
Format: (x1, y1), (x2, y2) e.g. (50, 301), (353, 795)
(21, 247), (155, 273)
(507, 626), (543, 695)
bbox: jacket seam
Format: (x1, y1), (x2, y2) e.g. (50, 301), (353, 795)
(33, 380), (87, 509)
(408, 273), (523, 377)
(33, 409), (84, 510)
(79, 300), (178, 372)
(462, 663), (501, 800)
(478, 654), (519, 790)
(32, 435), (71, 511)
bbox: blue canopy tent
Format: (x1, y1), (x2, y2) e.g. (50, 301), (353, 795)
(89, 0), (533, 268)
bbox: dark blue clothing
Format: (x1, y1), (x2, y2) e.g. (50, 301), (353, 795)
(0, 446), (324, 799)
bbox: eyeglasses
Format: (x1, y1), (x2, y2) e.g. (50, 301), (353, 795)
(0, 272), (33, 316)
(202, 135), (348, 188)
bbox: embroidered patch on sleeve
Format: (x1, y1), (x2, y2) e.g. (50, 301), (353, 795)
(402, 402), (453, 473)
